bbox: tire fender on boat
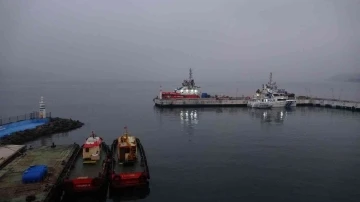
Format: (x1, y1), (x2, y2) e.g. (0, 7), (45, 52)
(91, 177), (103, 187)
(63, 181), (74, 191)
(139, 174), (147, 182)
(113, 175), (121, 185)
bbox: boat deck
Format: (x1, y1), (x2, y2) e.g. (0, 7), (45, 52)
(0, 144), (79, 202)
(68, 144), (108, 179)
(112, 141), (145, 174)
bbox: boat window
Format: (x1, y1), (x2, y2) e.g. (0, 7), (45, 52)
(277, 99), (287, 101)
(85, 148), (89, 152)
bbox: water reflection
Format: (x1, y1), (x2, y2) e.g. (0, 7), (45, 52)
(180, 110), (198, 125)
(27, 132), (70, 147)
(153, 107), (246, 120)
(249, 108), (288, 124)
(154, 107), (201, 141)
(109, 185), (150, 201)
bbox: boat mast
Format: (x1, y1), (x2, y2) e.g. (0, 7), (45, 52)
(267, 72), (277, 90)
(124, 126), (128, 139)
(189, 68), (193, 81)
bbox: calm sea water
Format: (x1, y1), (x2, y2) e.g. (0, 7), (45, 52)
(1, 80), (360, 202)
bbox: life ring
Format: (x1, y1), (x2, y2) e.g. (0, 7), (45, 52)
(112, 175), (121, 185)
(113, 175), (121, 181)
(63, 181), (74, 191)
(139, 174), (147, 182)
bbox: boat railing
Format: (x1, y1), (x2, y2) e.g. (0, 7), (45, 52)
(0, 111), (52, 126)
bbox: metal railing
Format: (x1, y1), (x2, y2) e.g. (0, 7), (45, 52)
(0, 112), (51, 126)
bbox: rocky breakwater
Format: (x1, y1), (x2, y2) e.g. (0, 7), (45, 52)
(0, 117), (84, 145)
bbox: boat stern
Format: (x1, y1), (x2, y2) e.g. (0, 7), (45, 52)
(63, 177), (106, 193)
(111, 172), (148, 188)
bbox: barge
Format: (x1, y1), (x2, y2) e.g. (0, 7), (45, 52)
(153, 69), (297, 108)
(109, 127), (150, 198)
(61, 132), (111, 201)
(0, 144), (79, 202)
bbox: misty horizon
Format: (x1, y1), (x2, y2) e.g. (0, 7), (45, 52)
(1, 0), (359, 83)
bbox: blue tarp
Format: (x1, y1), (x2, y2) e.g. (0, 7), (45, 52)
(0, 118), (50, 138)
(22, 165), (48, 183)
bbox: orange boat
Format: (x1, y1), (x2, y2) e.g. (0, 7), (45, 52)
(109, 127), (150, 194)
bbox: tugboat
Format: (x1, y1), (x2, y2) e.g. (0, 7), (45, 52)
(61, 131), (112, 201)
(109, 127), (150, 197)
(83, 131), (103, 164)
(117, 128), (137, 165)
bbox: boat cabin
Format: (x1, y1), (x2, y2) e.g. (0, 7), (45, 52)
(83, 132), (102, 163)
(117, 131), (137, 164)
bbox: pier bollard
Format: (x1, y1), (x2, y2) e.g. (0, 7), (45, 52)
(51, 142), (56, 148)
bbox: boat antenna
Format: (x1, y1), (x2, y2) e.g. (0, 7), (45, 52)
(189, 68), (193, 80)
(92, 131), (95, 138)
(124, 126), (128, 138)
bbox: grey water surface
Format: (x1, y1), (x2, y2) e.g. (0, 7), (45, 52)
(0, 80), (360, 202)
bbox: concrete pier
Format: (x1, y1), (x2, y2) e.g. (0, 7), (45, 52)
(0, 145), (26, 169)
(154, 97), (360, 111)
(296, 97), (360, 111)
(154, 97), (248, 107)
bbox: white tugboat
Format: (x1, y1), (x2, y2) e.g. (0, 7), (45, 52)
(248, 73), (296, 108)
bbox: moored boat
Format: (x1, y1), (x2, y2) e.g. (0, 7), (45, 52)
(250, 72), (296, 108)
(61, 132), (112, 200)
(109, 127), (150, 195)
(83, 132), (103, 164)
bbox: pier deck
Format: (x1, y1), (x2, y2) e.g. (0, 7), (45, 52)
(154, 97), (360, 111)
(0, 144), (79, 202)
(0, 145), (26, 169)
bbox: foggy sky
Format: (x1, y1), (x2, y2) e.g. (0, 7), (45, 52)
(1, 0), (359, 82)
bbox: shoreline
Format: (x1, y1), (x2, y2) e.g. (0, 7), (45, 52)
(0, 117), (84, 145)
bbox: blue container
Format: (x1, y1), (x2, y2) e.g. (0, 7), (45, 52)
(22, 165), (48, 183)
(201, 93), (208, 98)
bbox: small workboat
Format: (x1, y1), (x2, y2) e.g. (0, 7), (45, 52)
(109, 126), (150, 195)
(83, 131), (103, 164)
(62, 138), (112, 200)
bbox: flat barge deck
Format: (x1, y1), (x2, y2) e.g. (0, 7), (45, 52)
(0, 144), (79, 202)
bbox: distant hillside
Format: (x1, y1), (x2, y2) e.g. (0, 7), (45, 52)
(329, 73), (360, 83)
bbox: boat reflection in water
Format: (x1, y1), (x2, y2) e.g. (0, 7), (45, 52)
(154, 107), (202, 142)
(179, 109), (198, 142)
(249, 108), (288, 124)
(180, 110), (198, 125)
